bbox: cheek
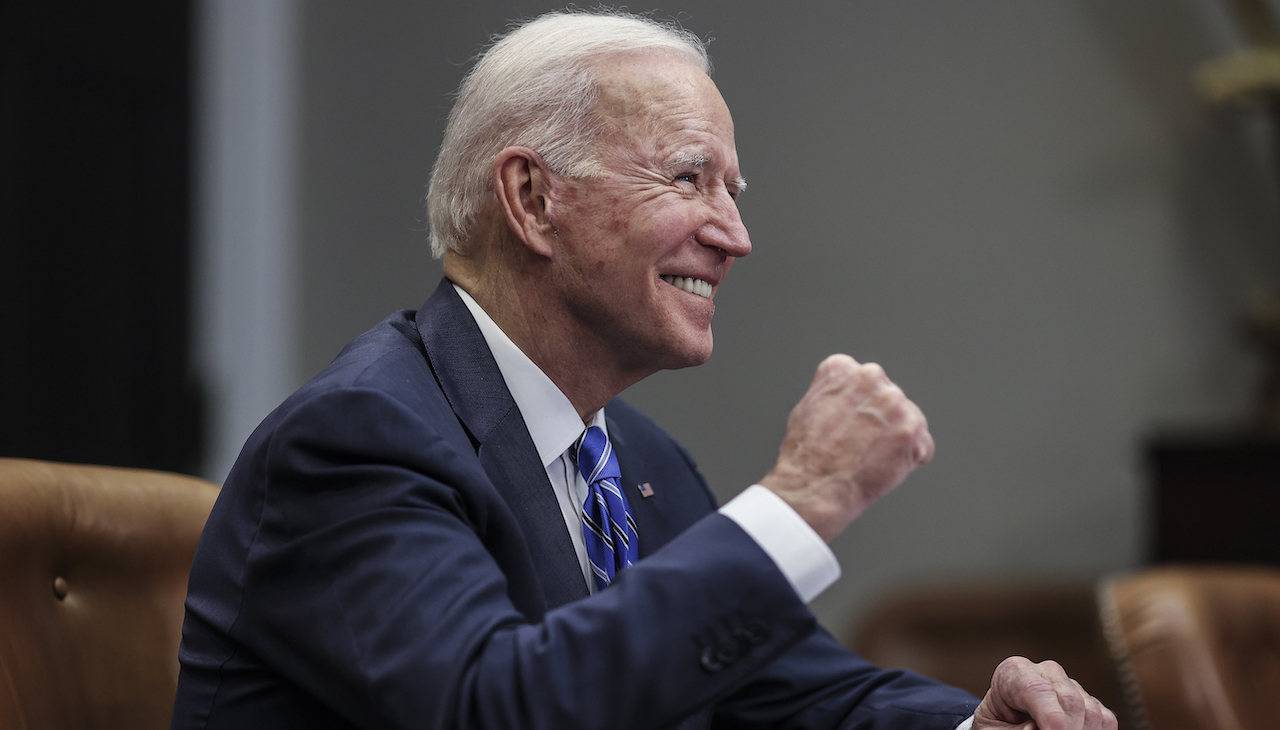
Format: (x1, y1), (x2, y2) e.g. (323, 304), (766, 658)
(560, 194), (630, 235)
(653, 214), (701, 249)
(606, 208), (630, 232)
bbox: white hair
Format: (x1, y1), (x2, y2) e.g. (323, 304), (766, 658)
(426, 10), (710, 258)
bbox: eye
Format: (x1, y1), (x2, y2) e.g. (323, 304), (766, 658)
(674, 172), (698, 185)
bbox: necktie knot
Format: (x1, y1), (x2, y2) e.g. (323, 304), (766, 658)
(576, 426), (621, 484)
(576, 426), (638, 590)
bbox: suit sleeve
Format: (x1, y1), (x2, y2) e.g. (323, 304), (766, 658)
(710, 627), (979, 729)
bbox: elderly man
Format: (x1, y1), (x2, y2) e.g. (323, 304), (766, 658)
(172, 10), (1115, 730)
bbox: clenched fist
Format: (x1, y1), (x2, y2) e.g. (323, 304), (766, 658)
(760, 354), (933, 543)
(975, 657), (1117, 730)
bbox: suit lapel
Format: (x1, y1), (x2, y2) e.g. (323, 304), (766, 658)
(416, 279), (590, 609)
(606, 422), (654, 558)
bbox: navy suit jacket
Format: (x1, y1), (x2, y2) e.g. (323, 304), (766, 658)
(171, 279), (979, 730)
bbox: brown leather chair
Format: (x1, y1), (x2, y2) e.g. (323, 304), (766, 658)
(0, 458), (218, 730)
(1099, 565), (1280, 730)
(850, 581), (1129, 725)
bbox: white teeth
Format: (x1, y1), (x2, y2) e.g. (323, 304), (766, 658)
(661, 275), (713, 299)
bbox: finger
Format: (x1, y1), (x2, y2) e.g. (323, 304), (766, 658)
(1102, 702), (1118, 730)
(988, 657), (1071, 730)
(1085, 695), (1118, 730)
(879, 390), (932, 465)
(1050, 672), (1088, 730)
(895, 398), (932, 464)
(1022, 663), (1099, 730)
(915, 423), (935, 464)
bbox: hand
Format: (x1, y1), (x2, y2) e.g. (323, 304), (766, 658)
(974, 657), (1117, 730)
(759, 354), (933, 542)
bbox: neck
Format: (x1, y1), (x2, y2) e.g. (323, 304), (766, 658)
(444, 249), (652, 423)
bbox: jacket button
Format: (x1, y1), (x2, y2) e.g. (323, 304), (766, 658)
(715, 637), (744, 665)
(700, 645), (725, 672)
(734, 618), (769, 645)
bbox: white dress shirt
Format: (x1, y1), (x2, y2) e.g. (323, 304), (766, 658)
(454, 285), (839, 601)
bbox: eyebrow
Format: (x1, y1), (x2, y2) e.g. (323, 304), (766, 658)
(668, 152), (710, 168)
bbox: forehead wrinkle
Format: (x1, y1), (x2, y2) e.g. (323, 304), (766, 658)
(591, 55), (740, 183)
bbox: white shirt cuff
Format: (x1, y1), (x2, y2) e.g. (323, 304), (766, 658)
(718, 484), (840, 603)
(954, 716), (974, 730)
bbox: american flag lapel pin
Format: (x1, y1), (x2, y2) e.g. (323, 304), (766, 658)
(637, 482), (655, 498)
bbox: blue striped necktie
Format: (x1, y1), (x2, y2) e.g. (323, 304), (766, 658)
(575, 426), (639, 590)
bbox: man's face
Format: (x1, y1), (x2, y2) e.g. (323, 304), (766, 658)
(545, 52), (751, 377)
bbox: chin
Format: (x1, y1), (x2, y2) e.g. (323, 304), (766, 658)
(663, 333), (714, 371)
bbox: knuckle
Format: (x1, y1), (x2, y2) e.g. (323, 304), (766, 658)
(815, 354), (858, 384)
(1037, 659), (1065, 677)
(822, 353), (856, 371)
(860, 362), (886, 381)
(892, 419), (915, 439)
(997, 655), (1031, 673)
(881, 401), (909, 426)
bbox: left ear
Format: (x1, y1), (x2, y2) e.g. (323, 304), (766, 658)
(492, 146), (559, 259)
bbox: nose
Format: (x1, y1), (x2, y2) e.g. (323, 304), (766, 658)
(698, 190), (752, 259)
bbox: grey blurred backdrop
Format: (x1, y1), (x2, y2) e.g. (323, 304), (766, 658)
(196, 0), (1280, 633)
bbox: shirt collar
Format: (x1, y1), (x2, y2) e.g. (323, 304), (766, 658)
(453, 284), (605, 467)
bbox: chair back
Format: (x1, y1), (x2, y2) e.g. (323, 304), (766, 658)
(0, 458), (218, 730)
(1100, 566), (1280, 730)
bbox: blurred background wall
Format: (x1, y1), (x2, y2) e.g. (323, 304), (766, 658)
(8, 0), (1279, 634)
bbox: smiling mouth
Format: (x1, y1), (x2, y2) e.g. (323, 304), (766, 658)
(661, 275), (713, 299)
